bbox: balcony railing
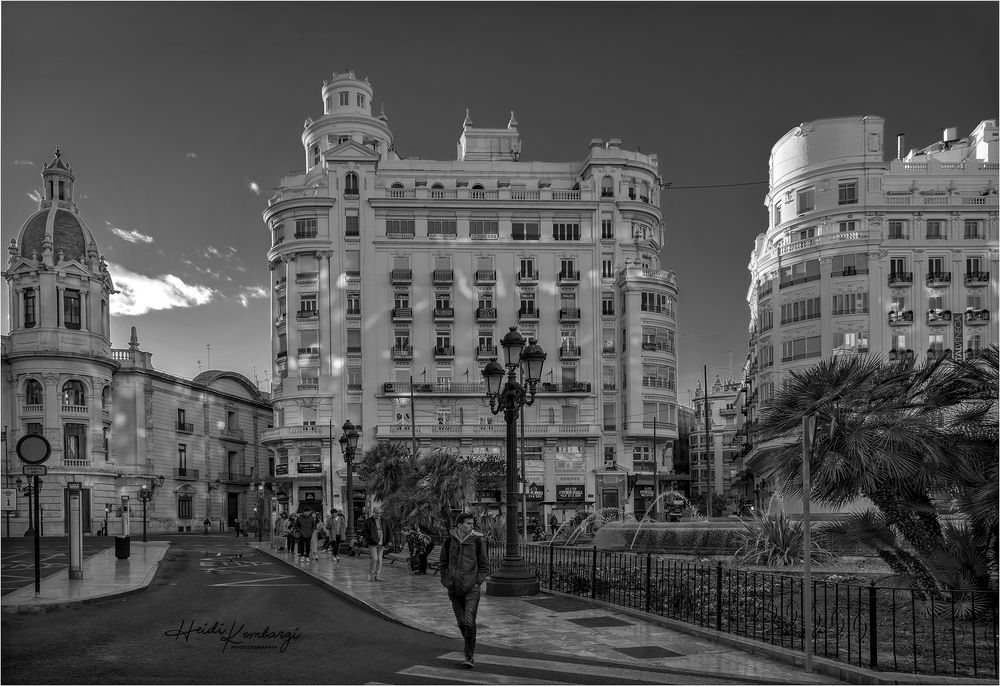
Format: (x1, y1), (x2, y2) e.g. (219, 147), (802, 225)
(391, 307), (412, 320)
(221, 472), (252, 483)
(296, 310), (319, 320)
(62, 404), (88, 414)
(176, 422), (194, 433)
(926, 271), (951, 286)
(376, 422), (600, 439)
(261, 425), (328, 442)
(297, 346), (320, 358)
(476, 346), (497, 359)
(475, 307), (497, 320)
(557, 270), (581, 284)
(392, 346), (413, 360)
(538, 381), (591, 393)
(433, 307), (455, 320)
(518, 308), (540, 321)
(888, 272), (913, 286)
(603, 382), (616, 391)
(295, 272), (319, 283)
(297, 383), (319, 391)
(434, 345), (455, 358)
(965, 271), (989, 286)
(559, 346), (582, 359)
(475, 270), (496, 284)
(888, 310), (914, 324)
(966, 309), (991, 324)
(173, 467), (199, 479)
(433, 269), (454, 284)
(558, 307), (581, 321)
(602, 344), (615, 354)
(517, 271), (539, 284)
(274, 277), (286, 290)
(390, 268), (412, 283)
(927, 309), (952, 325)
(22, 404), (42, 415)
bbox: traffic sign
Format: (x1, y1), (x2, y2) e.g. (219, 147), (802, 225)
(16, 434), (51, 465)
(1, 488), (15, 511)
(22, 465), (47, 476)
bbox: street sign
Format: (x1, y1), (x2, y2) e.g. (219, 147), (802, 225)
(16, 434), (51, 465)
(22, 465), (47, 476)
(1, 488), (15, 511)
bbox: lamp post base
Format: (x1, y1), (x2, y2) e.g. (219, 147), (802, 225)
(485, 556), (539, 597)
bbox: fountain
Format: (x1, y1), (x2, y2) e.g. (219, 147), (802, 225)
(562, 507), (635, 546)
(628, 490), (703, 551)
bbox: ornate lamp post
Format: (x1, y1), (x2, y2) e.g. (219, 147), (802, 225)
(14, 477), (40, 537)
(482, 326), (545, 597)
(137, 475), (165, 543)
(339, 420), (359, 542)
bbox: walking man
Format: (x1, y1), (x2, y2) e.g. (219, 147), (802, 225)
(327, 509), (346, 561)
(361, 506), (392, 581)
(439, 513), (489, 669)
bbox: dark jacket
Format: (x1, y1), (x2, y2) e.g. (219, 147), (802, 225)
(439, 528), (489, 597)
(295, 515), (315, 538)
(361, 516), (392, 547)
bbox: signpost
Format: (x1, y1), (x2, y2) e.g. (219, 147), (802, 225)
(15, 433), (51, 595)
(2, 488), (15, 539)
(67, 482), (83, 579)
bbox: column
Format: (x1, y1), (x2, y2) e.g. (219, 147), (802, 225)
(819, 257), (833, 356)
(318, 251), (333, 377)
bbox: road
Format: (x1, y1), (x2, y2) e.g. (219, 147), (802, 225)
(1, 536), (116, 594)
(2, 536), (694, 684)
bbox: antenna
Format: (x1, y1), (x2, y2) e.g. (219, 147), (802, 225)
(206, 343), (211, 369)
(196, 359), (202, 374)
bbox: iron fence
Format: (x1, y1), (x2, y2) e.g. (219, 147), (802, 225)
(485, 543), (998, 679)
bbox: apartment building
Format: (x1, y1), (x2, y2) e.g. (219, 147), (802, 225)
(261, 71), (679, 523)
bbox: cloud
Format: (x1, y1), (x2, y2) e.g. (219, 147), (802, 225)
(108, 262), (215, 316)
(105, 221), (154, 244)
(238, 286), (269, 307)
(247, 180), (260, 195)
(201, 245), (246, 271)
(179, 257), (228, 282)
(14, 160), (35, 167)
(186, 152), (198, 159)
(27, 189), (43, 203)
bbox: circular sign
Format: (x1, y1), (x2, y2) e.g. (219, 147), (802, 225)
(16, 434), (51, 465)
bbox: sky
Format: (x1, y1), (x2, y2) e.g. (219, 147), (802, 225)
(2, 3), (997, 400)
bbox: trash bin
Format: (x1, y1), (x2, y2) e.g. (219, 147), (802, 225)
(115, 535), (130, 559)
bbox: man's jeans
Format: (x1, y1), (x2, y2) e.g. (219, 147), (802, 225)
(448, 585), (481, 658)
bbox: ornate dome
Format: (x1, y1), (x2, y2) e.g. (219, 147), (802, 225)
(19, 208), (92, 261)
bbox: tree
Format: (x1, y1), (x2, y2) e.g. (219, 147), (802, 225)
(751, 347), (998, 593)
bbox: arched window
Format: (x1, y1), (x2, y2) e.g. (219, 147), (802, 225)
(431, 183), (444, 190)
(25, 379), (43, 406)
(344, 173), (359, 195)
(391, 182), (404, 189)
(601, 176), (614, 197)
(471, 184), (484, 190)
(102, 386), (112, 410)
(641, 181), (650, 202)
(62, 380), (86, 407)
(311, 144), (320, 167)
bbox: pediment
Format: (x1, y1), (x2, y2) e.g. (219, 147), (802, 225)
(323, 140), (380, 163)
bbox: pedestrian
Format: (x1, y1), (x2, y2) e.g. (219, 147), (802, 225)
(274, 512), (288, 549)
(234, 518), (242, 537)
(310, 511), (321, 561)
(295, 511), (315, 562)
(285, 514), (297, 555)
(361, 506), (392, 582)
(439, 513), (489, 669)
(549, 513), (559, 535)
(202, 517), (211, 535)
(327, 509), (346, 562)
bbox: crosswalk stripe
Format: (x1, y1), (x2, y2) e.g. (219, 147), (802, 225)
(398, 664), (572, 684)
(436, 652), (696, 684)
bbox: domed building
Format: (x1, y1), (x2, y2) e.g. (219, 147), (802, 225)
(2, 151), (273, 537)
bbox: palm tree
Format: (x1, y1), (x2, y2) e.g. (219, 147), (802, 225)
(751, 347), (998, 592)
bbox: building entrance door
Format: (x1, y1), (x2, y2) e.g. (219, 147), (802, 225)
(227, 492), (240, 529)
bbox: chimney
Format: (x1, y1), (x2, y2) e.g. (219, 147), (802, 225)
(897, 133), (906, 160)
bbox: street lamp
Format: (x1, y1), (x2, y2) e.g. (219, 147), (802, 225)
(339, 420), (359, 542)
(14, 477), (41, 537)
(137, 475), (165, 543)
(482, 326), (545, 597)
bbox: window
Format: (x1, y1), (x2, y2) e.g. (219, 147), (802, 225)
(779, 259), (820, 287)
(478, 330), (494, 352)
(926, 220), (945, 239)
(346, 292), (360, 315)
(759, 306), (773, 331)
(435, 330), (452, 351)
(967, 293), (984, 310)
(178, 444), (187, 469)
(781, 335), (822, 362)
(640, 292), (667, 312)
(427, 218), (457, 237)
(837, 180), (858, 205)
(759, 345), (774, 368)
(435, 291), (452, 311)
(64, 289), (81, 330)
(837, 220), (858, 233)
(601, 176), (614, 197)
(347, 366), (362, 389)
(601, 293), (614, 316)
(299, 294), (317, 314)
(780, 297), (822, 324)
(552, 222), (580, 241)
(519, 290), (536, 314)
(63, 423), (87, 461)
(357, 93), (365, 108)
(890, 257), (907, 277)
(339, 91), (349, 106)
(796, 187), (815, 214)
(394, 330), (410, 350)
(831, 252), (868, 276)
(795, 226), (816, 242)
(831, 292), (869, 315)
(602, 258), (614, 278)
(177, 496), (193, 520)
(601, 219), (613, 239)
(518, 258), (535, 278)
(26, 422), (43, 436)
(928, 256), (946, 277)
(62, 380), (86, 407)
(773, 202), (782, 226)
(928, 334), (945, 353)
(294, 218), (317, 238)
(393, 290), (409, 309)
(511, 221), (539, 240)
(345, 213), (359, 237)
(271, 223), (285, 246)
(23, 289), (36, 328)
(469, 219), (499, 239)
(964, 219), (983, 239)
(386, 217), (415, 237)
(25, 379), (43, 405)
(887, 220), (907, 239)
(477, 289), (494, 310)
(311, 144), (320, 166)
(344, 173), (359, 195)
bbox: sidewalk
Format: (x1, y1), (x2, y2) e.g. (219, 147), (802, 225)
(257, 543), (840, 684)
(1, 541), (169, 613)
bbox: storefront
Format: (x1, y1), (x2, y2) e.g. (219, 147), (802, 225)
(595, 472), (625, 512)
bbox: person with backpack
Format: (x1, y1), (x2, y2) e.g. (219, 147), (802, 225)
(439, 513), (489, 669)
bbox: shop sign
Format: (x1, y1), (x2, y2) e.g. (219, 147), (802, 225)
(526, 483), (544, 501)
(298, 462), (322, 474)
(556, 484), (584, 501)
(477, 489), (502, 503)
(638, 486), (655, 499)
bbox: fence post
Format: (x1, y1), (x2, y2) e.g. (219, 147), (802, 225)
(868, 581), (878, 669)
(548, 544), (554, 588)
(591, 546), (598, 599)
(715, 561), (723, 631)
(644, 553), (652, 613)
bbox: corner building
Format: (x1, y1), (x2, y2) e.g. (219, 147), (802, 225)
(743, 117), (998, 505)
(262, 71), (679, 523)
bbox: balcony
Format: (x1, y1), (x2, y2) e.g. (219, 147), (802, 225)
(297, 346), (320, 360)
(221, 427), (244, 440)
(297, 382), (319, 391)
(295, 272), (319, 285)
(261, 425), (328, 443)
(476, 345), (498, 360)
(433, 269), (454, 284)
(176, 422), (194, 433)
(391, 307), (413, 321)
(926, 309), (952, 325)
(434, 345), (455, 359)
(965, 271), (989, 287)
(602, 344), (615, 354)
(173, 467), (200, 480)
(296, 310), (319, 321)
(390, 268), (412, 284)
(832, 267), (867, 278)
(603, 382), (616, 391)
(888, 310), (914, 325)
(433, 307), (455, 321)
(558, 346), (582, 360)
(346, 345), (362, 355)
(538, 381), (591, 393)
(888, 272), (913, 287)
(220, 472), (252, 484)
(345, 270), (361, 283)
(720, 407), (737, 417)
(345, 307), (361, 320)
(557, 270), (581, 285)
(475, 307), (497, 321)
(392, 346), (413, 360)
(274, 313), (286, 327)
(518, 308), (540, 322)
(274, 277), (286, 290)
(517, 271), (539, 285)
(558, 307), (581, 322)
(926, 271), (951, 287)
(62, 404), (88, 415)
(475, 270), (496, 284)
(965, 309), (990, 325)
(375, 422), (601, 440)
(22, 404), (42, 415)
